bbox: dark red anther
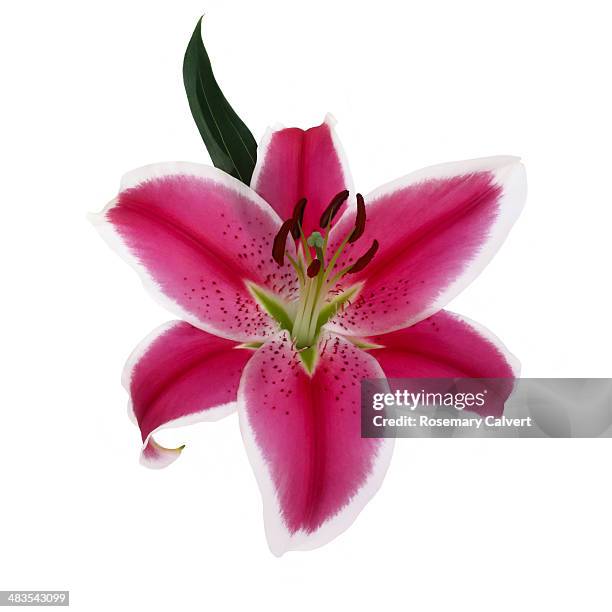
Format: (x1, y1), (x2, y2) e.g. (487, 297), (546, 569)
(348, 239), (379, 273)
(291, 198), (307, 239)
(307, 259), (321, 278)
(319, 189), (349, 228)
(272, 219), (296, 266)
(349, 193), (366, 243)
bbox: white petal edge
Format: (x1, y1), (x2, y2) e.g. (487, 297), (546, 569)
(237, 332), (394, 556)
(324, 113), (356, 204)
(250, 113), (355, 207)
(327, 155), (527, 335)
(446, 310), (522, 378)
(249, 122), (283, 192)
(122, 320), (239, 469)
(89, 162), (286, 342)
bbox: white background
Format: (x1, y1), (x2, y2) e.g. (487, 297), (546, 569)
(1, 0), (611, 610)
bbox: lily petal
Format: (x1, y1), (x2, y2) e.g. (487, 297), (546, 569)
(238, 331), (393, 555)
(251, 115), (353, 236)
(369, 310), (519, 416)
(326, 157), (526, 336)
(124, 321), (253, 468)
(91, 162), (298, 342)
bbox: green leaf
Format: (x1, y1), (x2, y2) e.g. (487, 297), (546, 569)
(183, 17), (258, 184)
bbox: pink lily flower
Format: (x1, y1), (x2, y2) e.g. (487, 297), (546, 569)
(92, 115), (526, 555)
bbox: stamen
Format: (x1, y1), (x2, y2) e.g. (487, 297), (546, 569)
(272, 219), (296, 266)
(291, 197), (307, 239)
(307, 259), (321, 278)
(348, 239), (379, 273)
(272, 186), (380, 353)
(349, 193), (366, 243)
(319, 189), (349, 228)
(286, 252), (305, 285)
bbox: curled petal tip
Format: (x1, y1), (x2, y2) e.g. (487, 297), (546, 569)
(140, 438), (185, 470)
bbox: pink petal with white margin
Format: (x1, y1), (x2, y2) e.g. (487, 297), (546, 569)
(251, 115), (353, 236)
(238, 331), (393, 555)
(91, 163), (298, 342)
(325, 157), (526, 336)
(124, 320), (253, 468)
(369, 310), (519, 417)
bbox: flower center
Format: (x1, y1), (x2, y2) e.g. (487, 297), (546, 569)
(272, 191), (378, 352)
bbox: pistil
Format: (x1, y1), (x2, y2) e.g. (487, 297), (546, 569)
(269, 191), (379, 350)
